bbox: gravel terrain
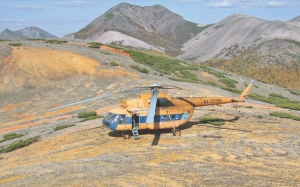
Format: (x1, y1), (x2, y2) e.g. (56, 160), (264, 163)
(0, 40), (299, 186)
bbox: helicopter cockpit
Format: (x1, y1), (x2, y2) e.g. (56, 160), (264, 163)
(102, 112), (126, 130)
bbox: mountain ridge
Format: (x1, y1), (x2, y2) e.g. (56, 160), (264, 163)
(178, 14), (300, 62)
(0, 26), (57, 40)
(65, 3), (205, 55)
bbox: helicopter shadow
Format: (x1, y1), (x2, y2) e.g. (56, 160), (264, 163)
(185, 116), (251, 132)
(107, 116), (249, 145)
(108, 128), (179, 146)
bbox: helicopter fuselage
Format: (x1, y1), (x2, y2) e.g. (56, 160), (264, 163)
(102, 92), (237, 132)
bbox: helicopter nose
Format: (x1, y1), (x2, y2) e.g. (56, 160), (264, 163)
(109, 122), (118, 130)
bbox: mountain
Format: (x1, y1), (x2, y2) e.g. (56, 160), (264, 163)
(14, 26), (57, 39)
(0, 26), (57, 41)
(287, 15), (300, 28)
(178, 14), (300, 62)
(64, 3), (208, 56)
(0, 29), (27, 40)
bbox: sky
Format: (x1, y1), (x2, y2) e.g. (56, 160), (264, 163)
(1, 0), (299, 37)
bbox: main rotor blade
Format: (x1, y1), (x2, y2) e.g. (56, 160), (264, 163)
(47, 93), (112, 111)
(47, 89), (141, 112)
(146, 90), (158, 124)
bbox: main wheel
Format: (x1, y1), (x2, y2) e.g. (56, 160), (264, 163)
(173, 129), (181, 136)
(123, 133), (130, 139)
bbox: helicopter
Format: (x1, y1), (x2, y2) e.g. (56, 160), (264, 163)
(101, 83), (253, 139)
(48, 78), (253, 140)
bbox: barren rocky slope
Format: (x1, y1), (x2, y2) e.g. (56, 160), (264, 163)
(178, 14), (300, 62)
(0, 40), (299, 186)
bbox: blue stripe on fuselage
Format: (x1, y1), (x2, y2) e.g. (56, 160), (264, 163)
(124, 114), (183, 124)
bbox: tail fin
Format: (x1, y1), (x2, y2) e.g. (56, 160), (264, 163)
(239, 84), (252, 99)
(238, 75), (255, 99)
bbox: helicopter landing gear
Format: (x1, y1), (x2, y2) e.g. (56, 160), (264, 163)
(173, 129), (181, 136)
(122, 132), (130, 139)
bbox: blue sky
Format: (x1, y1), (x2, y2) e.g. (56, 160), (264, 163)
(1, 0), (299, 37)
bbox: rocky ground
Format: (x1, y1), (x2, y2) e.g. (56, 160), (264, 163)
(0, 40), (299, 186)
(0, 102), (299, 186)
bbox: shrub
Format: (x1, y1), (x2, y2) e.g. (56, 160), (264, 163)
(0, 136), (40, 153)
(0, 133), (23, 143)
(78, 111), (97, 118)
(110, 61), (119, 66)
(45, 40), (67, 44)
(250, 93), (300, 111)
(211, 121), (225, 126)
(288, 89), (300, 96)
(219, 78), (237, 88)
(27, 38), (45, 41)
(199, 116), (225, 126)
(9, 43), (22, 46)
(257, 115), (263, 118)
(130, 65), (149, 74)
(88, 42), (103, 48)
(270, 111), (300, 121)
(269, 93), (288, 100)
(54, 124), (74, 131)
(100, 51), (112, 55)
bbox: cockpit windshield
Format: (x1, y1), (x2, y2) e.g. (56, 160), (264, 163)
(103, 113), (124, 123)
(104, 113), (115, 120)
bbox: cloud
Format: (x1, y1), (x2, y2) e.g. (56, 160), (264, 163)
(0, 18), (86, 27)
(207, 0), (235, 8)
(206, 0), (262, 8)
(1, 18), (27, 23)
(13, 5), (50, 10)
(54, 0), (89, 7)
(266, 1), (285, 8)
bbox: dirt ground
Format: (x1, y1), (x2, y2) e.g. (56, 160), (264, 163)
(0, 41), (299, 186)
(0, 101), (299, 186)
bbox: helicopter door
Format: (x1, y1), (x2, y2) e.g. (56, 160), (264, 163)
(132, 114), (139, 128)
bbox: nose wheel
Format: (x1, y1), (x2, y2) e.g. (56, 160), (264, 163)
(173, 129), (181, 136)
(122, 132), (131, 139)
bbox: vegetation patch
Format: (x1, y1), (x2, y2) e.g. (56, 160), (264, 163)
(200, 65), (226, 78)
(100, 51), (112, 55)
(288, 89), (300, 96)
(54, 124), (75, 131)
(110, 61), (119, 66)
(78, 111), (97, 118)
(78, 111), (103, 122)
(0, 133), (23, 143)
(199, 116), (225, 126)
(250, 93), (300, 111)
(269, 93), (288, 100)
(130, 65), (149, 74)
(0, 136), (40, 153)
(0, 39), (11, 42)
(204, 39), (300, 89)
(9, 43), (22, 46)
(124, 49), (198, 82)
(81, 115), (103, 122)
(200, 65), (238, 88)
(270, 111), (300, 121)
(257, 115), (263, 118)
(88, 42), (103, 48)
(219, 78), (238, 88)
(27, 38), (45, 41)
(45, 39), (67, 44)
